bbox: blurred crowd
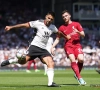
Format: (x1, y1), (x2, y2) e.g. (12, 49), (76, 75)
(0, 46), (100, 68)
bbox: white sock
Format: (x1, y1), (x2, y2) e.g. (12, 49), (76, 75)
(47, 68), (54, 86)
(43, 64), (47, 74)
(9, 57), (18, 64)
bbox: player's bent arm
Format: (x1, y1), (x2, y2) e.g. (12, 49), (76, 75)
(51, 37), (60, 55)
(72, 26), (85, 38)
(78, 31), (85, 37)
(5, 23), (30, 31)
(51, 37), (60, 49)
(57, 31), (71, 40)
(51, 31), (62, 48)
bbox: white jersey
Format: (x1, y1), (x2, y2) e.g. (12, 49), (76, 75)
(46, 37), (53, 53)
(29, 20), (58, 49)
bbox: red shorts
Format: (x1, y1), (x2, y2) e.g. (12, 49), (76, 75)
(64, 45), (83, 58)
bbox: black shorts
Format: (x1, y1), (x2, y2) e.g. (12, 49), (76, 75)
(26, 45), (51, 60)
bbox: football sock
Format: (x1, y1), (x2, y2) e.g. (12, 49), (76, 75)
(27, 61), (32, 70)
(47, 68), (54, 86)
(77, 62), (83, 73)
(32, 60), (37, 70)
(43, 64), (47, 74)
(71, 62), (81, 79)
(9, 57), (18, 64)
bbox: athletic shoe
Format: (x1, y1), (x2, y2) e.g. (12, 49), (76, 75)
(44, 73), (47, 75)
(26, 70), (31, 73)
(78, 78), (86, 85)
(1, 60), (10, 67)
(96, 70), (100, 74)
(74, 75), (86, 85)
(35, 69), (40, 72)
(48, 82), (61, 87)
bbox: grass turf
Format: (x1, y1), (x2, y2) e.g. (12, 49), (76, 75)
(0, 69), (100, 90)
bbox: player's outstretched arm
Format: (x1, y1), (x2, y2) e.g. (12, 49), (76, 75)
(58, 31), (71, 40)
(5, 22), (30, 31)
(51, 37), (60, 55)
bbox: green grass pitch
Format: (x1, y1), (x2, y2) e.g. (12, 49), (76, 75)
(0, 69), (100, 90)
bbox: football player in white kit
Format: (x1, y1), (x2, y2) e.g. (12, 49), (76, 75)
(1, 11), (63, 87)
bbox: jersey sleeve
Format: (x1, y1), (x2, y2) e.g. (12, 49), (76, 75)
(52, 25), (58, 33)
(58, 26), (62, 32)
(57, 26), (64, 38)
(77, 22), (83, 32)
(29, 20), (38, 28)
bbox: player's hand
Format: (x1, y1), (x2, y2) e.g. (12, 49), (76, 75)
(5, 26), (12, 31)
(66, 35), (71, 40)
(51, 47), (56, 56)
(72, 26), (79, 33)
(58, 31), (71, 40)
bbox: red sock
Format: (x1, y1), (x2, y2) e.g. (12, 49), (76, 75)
(77, 62), (83, 73)
(32, 60), (37, 70)
(27, 61), (33, 70)
(71, 62), (81, 79)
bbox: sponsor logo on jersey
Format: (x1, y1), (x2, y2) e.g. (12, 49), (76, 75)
(42, 31), (50, 38)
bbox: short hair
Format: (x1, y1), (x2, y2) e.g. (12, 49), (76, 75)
(62, 10), (70, 15)
(47, 11), (55, 18)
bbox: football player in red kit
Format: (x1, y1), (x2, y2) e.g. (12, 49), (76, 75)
(51, 10), (86, 85)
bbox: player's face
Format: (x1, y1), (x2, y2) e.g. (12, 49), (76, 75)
(62, 12), (71, 23)
(45, 14), (54, 26)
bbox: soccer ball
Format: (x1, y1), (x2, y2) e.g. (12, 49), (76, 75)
(16, 49), (26, 59)
(16, 49), (26, 64)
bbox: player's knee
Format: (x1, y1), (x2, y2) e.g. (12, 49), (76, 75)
(77, 54), (84, 63)
(18, 59), (26, 65)
(78, 59), (84, 63)
(47, 60), (54, 68)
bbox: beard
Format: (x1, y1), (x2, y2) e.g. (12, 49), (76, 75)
(46, 21), (51, 26)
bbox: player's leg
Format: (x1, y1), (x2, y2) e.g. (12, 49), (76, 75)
(29, 45), (60, 87)
(43, 64), (47, 75)
(1, 55), (30, 67)
(43, 56), (54, 86)
(76, 54), (86, 85)
(42, 56), (60, 87)
(1, 57), (18, 67)
(77, 54), (84, 73)
(75, 47), (84, 73)
(26, 60), (33, 73)
(74, 47), (86, 85)
(68, 54), (85, 85)
(68, 54), (82, 79)
(32, 60), (40, 72)
(64, 47), (82, 80)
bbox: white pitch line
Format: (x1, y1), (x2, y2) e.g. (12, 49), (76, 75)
(0, 84), (92, 88)
(61, 85), (90, 86)
(0, 87), (17, 89)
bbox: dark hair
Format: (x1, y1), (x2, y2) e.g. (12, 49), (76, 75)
(47, 11), (55, 18)
(62, 10), (70, 15)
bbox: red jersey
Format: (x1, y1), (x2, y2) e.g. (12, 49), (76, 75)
(59, 21), (83, 47)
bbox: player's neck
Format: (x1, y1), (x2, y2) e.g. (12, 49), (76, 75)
(44, 20), (50, 27)
(68, 20), (72, 24)
(65, 20), (72, 25)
